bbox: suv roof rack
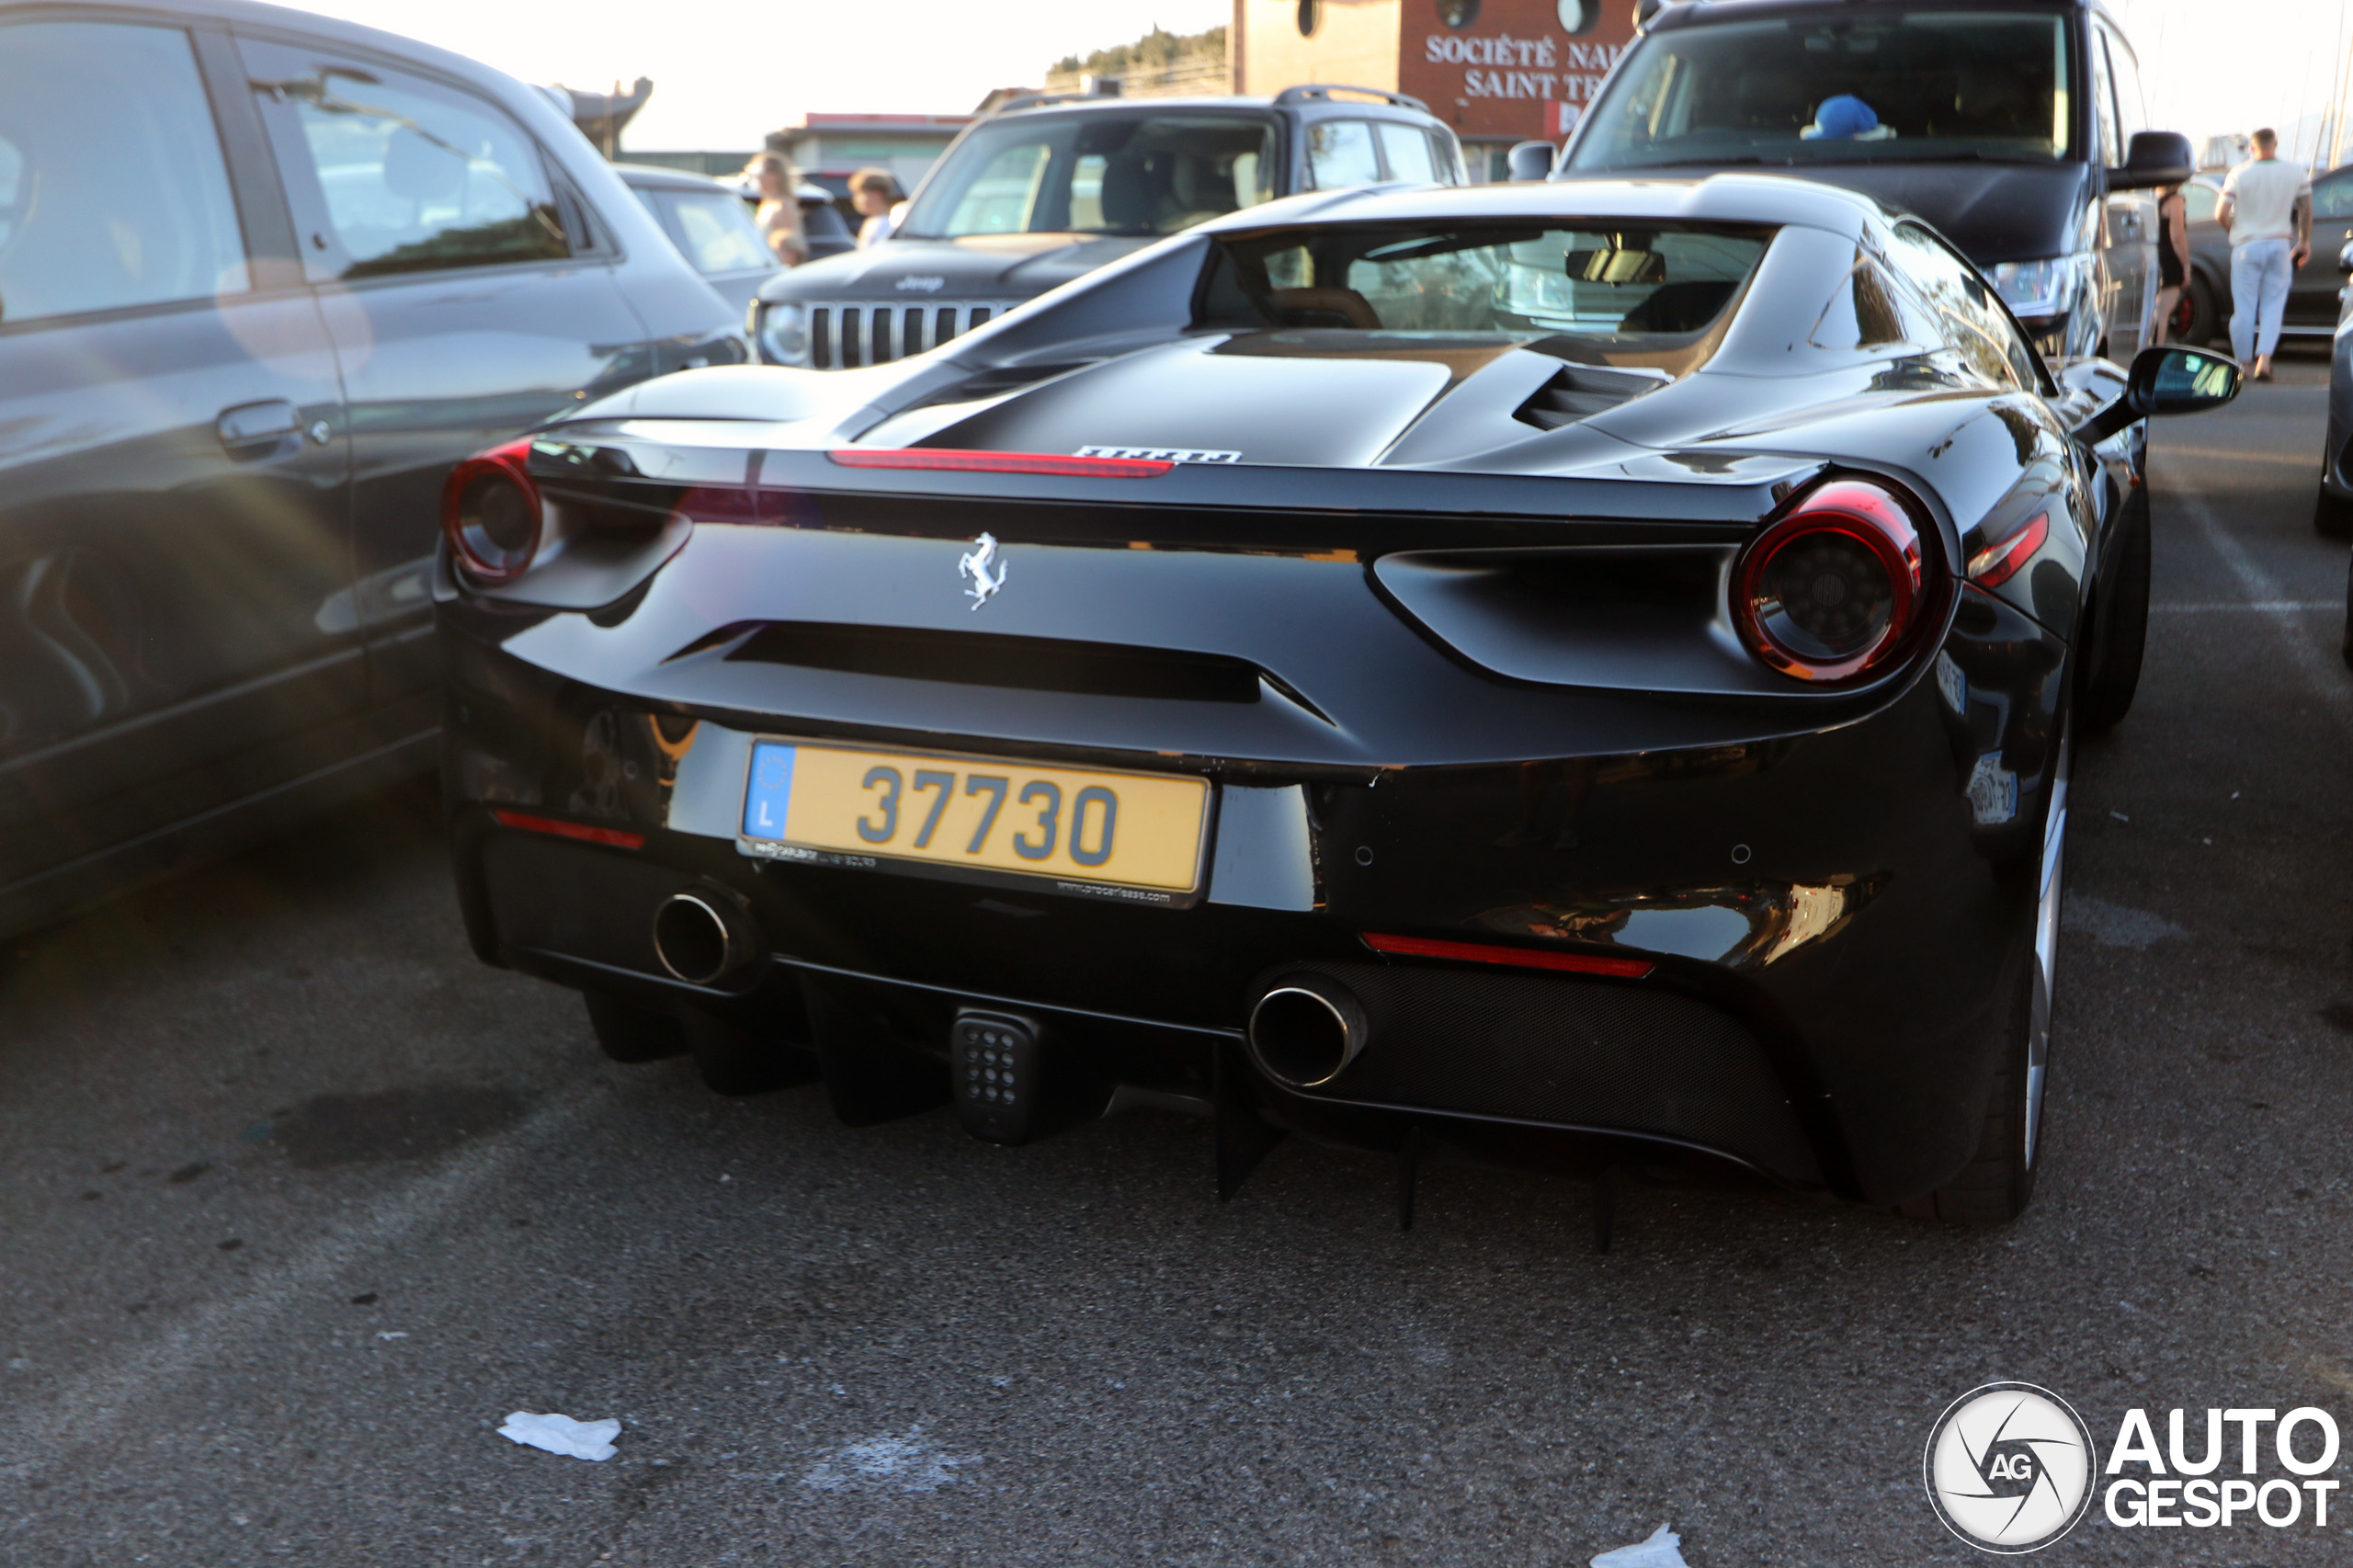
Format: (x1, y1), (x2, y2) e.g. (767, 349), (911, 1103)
(983, 90), (1088, 117)
(1272, 84), (1430, 112)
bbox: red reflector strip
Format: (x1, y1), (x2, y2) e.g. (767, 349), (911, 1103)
(1361, 932), (1654, 979)
(491, 809), (644, 850)
(1966, 511), (2050, 589)
(826, 448), (1175, 478)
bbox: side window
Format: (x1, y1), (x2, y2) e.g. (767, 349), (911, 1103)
(657, 189), (771, 276)
(2182, 182), (2219, 223)
(2101, 27), (2147, 142)
(1887, 222), (2041, 391)
(1427, 131), (1463, 187)
(2314, 175), (2353, 222)
(0, 20), (248, 325)
(240, 38), (567, 282)
(1375, 121), (1438, 184)
(1305, 120), (1381, 190)
(2087, 30), (2121, 166)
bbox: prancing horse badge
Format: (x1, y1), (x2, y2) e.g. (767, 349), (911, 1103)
(959, 532), (1007, 609)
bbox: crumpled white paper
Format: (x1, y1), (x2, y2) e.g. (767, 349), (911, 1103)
(1591, 1523), (1688, 1568)
(498, 1411), (620, 1461)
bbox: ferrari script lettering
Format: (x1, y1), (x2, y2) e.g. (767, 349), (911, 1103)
(1074, 446), (1242, 464)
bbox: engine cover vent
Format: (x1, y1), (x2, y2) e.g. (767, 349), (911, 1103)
(1512, 364), (1669, 432)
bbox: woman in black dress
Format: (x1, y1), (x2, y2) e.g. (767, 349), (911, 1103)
(2153, 183), (2189, 344)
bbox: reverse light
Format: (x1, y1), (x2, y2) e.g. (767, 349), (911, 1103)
(1966, 511), (2050, 589)
(827, 448), (1175, 478)
(1733, 478), (1927, 683)
(442, 438), (543, 584)
(1361, 932), (1654, 979)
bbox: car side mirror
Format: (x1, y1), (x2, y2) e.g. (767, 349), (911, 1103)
(2105, 131), (2194, 192)
(1506, 141), (1557, 182)
(2074, 344), (2241, 445)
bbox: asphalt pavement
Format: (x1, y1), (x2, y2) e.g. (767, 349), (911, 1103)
(2, 353), (2350, 1566)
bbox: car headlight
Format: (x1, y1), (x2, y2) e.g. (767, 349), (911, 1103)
(756, 301), (809, 367)
(1984, 256), (2091, 322)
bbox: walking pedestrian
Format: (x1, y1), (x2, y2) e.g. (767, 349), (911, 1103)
(743, 152), (807, 267)
(851, 168), (901, 248)
(2151, 180), (2189, 345)
(2217, 128), (2311, 379)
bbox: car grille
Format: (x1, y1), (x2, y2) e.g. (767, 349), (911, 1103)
(806, 301), (1011, 369)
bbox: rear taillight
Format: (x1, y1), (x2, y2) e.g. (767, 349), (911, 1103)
(442, 438), (542, 585)
(1733, 478), (1927, 683)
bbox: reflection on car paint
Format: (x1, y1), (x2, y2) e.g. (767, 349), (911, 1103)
(1468, 875), (1884, 970)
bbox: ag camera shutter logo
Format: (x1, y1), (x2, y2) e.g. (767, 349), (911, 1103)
(1924, 1382), (2097, 1553)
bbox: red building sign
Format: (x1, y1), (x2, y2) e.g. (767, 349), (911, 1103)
(1400, 0), (1638, 142)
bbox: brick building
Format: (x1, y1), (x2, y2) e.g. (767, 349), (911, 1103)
(1234, 0), (1637, 178)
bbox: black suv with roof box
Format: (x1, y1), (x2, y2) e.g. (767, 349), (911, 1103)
(1556, 0), (2191, 365)
(750, 85), (1467, 370)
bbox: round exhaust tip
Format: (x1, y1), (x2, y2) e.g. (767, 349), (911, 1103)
(1246, 974), (1368, 1088)
(652, 892), (739, 985)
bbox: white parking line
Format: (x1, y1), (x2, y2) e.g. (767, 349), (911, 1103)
(2150, 601), (2336, 612)
(0, 1078), (605, 1483)
(2171, 485), (2353, 722)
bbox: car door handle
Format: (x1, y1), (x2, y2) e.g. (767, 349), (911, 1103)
(216, 399), (301, 457)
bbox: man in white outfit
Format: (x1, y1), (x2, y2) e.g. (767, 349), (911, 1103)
(2217, 128), (2312, 381)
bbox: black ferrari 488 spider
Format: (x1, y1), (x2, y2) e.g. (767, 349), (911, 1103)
(437, 175), (2237, 1224)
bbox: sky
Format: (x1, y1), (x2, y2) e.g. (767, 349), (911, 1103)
(289, 0), (1231, 151)
(290, 0), (2352, 162)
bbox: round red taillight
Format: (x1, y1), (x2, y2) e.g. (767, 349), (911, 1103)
(441, 438), (542, 585)
(1733, 478), (1927, 683)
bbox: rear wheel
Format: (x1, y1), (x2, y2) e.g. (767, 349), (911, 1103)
(2315, 484), (2353, 540)
(584, 991), (688, 1064)
(1901, 725), (2067, 1224)
(2342, 545), (2353, 669)
(2075, 494), (2151, 733)
(2180, 274), (2220, 346)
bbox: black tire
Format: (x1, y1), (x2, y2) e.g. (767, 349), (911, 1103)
(584, 990), (688, 1064)
(1901, 721), (2066, 1225)
(2315, 484), (2353, 540)
(2342, 545), (2353, 670)
(680, 1005), (821, 1096)
(2074, 492), (2151, 733)
(1899, 957), (2040, 1223)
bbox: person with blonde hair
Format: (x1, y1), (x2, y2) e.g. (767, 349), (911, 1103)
(743, 151), (807, 267)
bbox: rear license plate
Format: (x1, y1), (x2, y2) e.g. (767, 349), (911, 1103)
(737, 740), (1211, 905)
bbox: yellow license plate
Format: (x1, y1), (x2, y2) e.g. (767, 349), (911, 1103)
(738, 740), (1210, 899)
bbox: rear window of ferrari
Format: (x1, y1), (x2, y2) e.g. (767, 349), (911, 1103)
(1197, 222), (1771, 344)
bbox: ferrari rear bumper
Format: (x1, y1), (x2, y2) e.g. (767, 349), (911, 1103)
(442, 587), (2068, 1209)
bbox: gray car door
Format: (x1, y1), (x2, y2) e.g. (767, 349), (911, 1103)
(236, 33), (658, 707)
(0, 16), (357, 920)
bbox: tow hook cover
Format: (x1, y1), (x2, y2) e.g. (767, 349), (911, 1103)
(953, 1010), (1042, 1144)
